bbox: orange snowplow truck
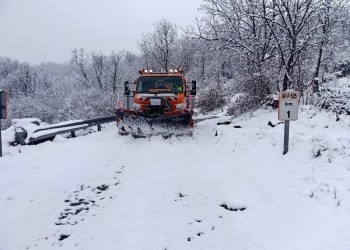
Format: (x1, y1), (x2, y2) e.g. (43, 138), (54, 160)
(115, 68), (196, 138)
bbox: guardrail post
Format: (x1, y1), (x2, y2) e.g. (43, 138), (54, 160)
(97, 124), (101, 131)
(71, 131), (76, 138)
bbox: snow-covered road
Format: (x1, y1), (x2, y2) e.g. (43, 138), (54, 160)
(1, 108), (349, 250)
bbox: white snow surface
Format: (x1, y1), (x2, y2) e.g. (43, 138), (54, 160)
(1, 107), (350, 250)
(12, 118), (42, 125)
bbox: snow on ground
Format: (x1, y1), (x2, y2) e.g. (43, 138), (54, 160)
(0, 107), (350, 250)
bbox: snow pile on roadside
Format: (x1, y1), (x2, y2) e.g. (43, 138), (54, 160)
(0, 107), (349, 250)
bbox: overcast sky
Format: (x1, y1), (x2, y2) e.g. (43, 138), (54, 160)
(0, 0), (202, 64)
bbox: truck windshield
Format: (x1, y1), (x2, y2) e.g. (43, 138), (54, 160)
(136, 76), (183, 94)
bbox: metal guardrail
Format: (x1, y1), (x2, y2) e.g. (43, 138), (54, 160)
(14, 114), (224, 145)
(16, 115), (116, 145)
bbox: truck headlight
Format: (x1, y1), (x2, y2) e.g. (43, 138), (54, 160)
(133, 103), (142, 110)
(176, 103), (186, 109)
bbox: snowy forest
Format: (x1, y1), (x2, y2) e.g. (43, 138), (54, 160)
(1, 0), (350, 129)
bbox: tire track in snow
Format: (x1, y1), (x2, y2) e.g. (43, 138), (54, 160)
(25, 166), (126, 249)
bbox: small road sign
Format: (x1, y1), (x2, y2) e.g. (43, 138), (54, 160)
(278, 91), (300, 121)
(278, 90), (300, 155)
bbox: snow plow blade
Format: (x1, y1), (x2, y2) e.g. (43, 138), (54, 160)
(115, 109), (193, 138)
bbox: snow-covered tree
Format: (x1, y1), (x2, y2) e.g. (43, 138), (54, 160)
(71, 48), (91, 88)
(109, 51), (124, 94)
(91, 51), (108, 89)
(139, 18), (179, 72)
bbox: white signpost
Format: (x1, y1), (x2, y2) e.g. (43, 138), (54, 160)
(278, 91), (300, 155)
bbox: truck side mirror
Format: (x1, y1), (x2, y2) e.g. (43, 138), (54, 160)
(190, 80), (196, 96)
(0, 91), (8, 119)
(124, 81), (130, 96)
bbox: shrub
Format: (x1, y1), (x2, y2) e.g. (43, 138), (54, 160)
(196, 85), (226, 113)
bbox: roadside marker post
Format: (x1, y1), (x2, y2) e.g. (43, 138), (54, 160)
(0, 119), (2, 157)
(0, 90), (8, 157)
(278, 90), (300, 155)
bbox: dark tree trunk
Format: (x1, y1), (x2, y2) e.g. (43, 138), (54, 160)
(312, 41), (325, 93)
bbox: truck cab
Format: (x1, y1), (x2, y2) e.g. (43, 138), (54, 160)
(125, 69), (196, 114)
